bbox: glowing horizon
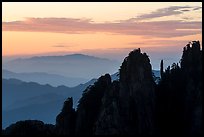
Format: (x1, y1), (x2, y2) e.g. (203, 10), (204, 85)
(2, 2), (202, 69)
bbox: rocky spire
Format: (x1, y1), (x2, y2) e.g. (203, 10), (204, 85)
(55, 97), (76, 135)
(119, 48), (156, 135)
(93, 48), (156, 135)
(160, 60), (164, 79)
(75, 74), (111, 135)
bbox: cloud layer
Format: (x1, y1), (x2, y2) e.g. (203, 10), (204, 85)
(135, 6), (201, 20)
(2, 6), (202, 38)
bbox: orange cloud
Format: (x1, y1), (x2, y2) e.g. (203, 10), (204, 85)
(2, 17), (201, 38)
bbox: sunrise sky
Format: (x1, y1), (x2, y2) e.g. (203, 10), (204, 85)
(2, 2), (202, 69)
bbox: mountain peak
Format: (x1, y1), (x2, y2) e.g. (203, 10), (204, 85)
(66, 53), (88, 57)
(13, 53), (111, 61)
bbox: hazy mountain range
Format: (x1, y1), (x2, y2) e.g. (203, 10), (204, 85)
(3, 54), (120, 79)
(2, 69), (88, 87)
(2, 71), (123, 129)
(2, 78), (94, 129)
(2, 70), (160, 129)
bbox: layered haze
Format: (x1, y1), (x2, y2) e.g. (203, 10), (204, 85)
(3, 54), (120, 80)
(2, 2), (202, 130)
(2, 2), (202, 70)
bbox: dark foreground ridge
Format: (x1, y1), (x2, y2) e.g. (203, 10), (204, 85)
(2, 41), (202, 136)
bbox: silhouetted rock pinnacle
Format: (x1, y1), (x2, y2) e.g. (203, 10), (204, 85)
(75, 74), (111, 135)
(156, 40), (202, 136)
(76, 48), (156, 135)
(55, 97), (76, 135)
(118, 48), (156, 135)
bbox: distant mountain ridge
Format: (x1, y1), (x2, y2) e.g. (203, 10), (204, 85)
(2, 69), (160, 88)
(2, 72), (119, 129)
(3, 54), (120, 79)
(2, 78), (88, 129)
(27, 54), (112, 61)
(2, 69), (88, 87)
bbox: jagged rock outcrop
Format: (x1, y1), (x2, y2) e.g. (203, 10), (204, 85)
(93, 48), (156, 135)
(119, 49), (156, 135)
(156, 41), (202, 136)
(180, 41), (202, 136)
(93, 81), (122, 135)
(75, 74), (112, 135)
(55, 97), (76, 135)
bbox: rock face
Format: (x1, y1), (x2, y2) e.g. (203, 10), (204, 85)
(118, 49), (156, 135)
(156, 41), (202, 136)
(94, 81), (121, 135)
(180, 41), (202, 136)
(55, 97), (76, 135)
(93, 48), (156, 135)
(75, 74), (112, 135)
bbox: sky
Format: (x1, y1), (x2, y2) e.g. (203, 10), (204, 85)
(2, 2), (202, 70)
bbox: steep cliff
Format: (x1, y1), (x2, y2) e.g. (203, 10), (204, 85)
(75, 74), (112, 135)
(118, 48), (156, 135)
(55, 97), (76, 135)
(180, 41), (202, 136)
(93, 48), (156, 135)
(94, 81), (121, 135)
(156, 41), (202, 136)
